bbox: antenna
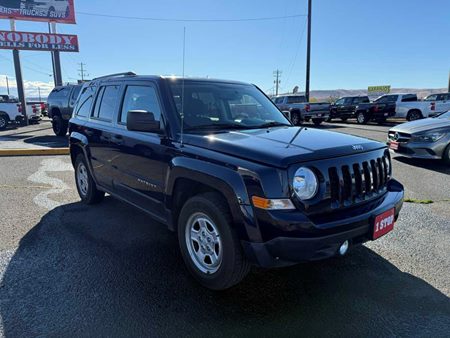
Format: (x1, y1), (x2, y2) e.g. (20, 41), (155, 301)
(180, 27), (186, 147)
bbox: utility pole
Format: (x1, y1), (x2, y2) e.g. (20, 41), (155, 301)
(273, 69), (282, 96)
(49, 22), (63, 87)
(38, 87), (41, 102)
(448, 70), (450, 92)
(6, 76), (10, 95)
(10, 19), (28, 126)
(78, 62), (88, 82)
(305, 0), (312, 102)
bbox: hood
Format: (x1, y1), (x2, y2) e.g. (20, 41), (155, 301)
(184, 127), (384, 168)
(391, 117), (450, 134)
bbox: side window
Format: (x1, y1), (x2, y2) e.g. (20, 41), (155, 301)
(93, 85), (120, 121)
(343, 98), (353, 105)
(401, 95), (417, 102)
(334, 98), (344, 105)
(75, 85), (97, 117)
(70, 86), (82, 102)
(120, 85), (162, 125)
(424, 94), (437, 101)
(274, 97), (284, 104)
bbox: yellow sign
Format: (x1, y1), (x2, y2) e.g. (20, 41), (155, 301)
(368, 86), (391, 94)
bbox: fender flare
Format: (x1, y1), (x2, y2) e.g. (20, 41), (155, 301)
(165, 157), (256, 236)
(69, 132), (99, 185)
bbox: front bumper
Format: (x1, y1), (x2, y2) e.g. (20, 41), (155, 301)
(387, 140), (447, 160)
(242, 180), (404, 268)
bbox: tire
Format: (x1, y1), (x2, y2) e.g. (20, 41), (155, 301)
(407, 110), (422, 121)
(356, 111), (369, 124)
(178, 192), (251, 290)
(290, 111), (301, 126)
(74, 154), (105, 204)
(312, 118), (322, 126)
(443, 144), (450, 165)
(52, 115), (68, 136)
(0, 114), (8, 131)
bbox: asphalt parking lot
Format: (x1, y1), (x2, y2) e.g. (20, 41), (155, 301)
(0, 120), (449, 337)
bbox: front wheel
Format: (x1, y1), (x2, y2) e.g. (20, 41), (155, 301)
(52, 115), (68, 136)
(75, 154), (105, 204)
(443, 144), (450, 165)
(178, 192), (251, 290)
(0, 114), (8, 131)
(356, 111), (368, 124)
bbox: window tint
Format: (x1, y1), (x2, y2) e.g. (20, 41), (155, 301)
(353, 97), (369, 104)
(75, 85), (97, 117)
(335, 98), (344, 105)
(424, 94), (438, 101)
(93, 85), (120, 121)
(343, 98), (353, 104)
(287, 96), (306, 104)
(401, 94), (417, 102)
(274, 97), (284, 104)
(120, 86), (162, 125)
(71, 86), (82, 101)
(375, 95), (398, 103)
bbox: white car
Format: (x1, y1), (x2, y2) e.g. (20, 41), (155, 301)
(0, 95), (42, 130)
(395, 92), (450, 121)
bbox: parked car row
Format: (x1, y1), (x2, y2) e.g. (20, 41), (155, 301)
(272, 92), (450, 126)
(0, 94), (42, 131)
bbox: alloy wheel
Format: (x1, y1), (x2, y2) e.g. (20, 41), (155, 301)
(76, 162), (89, 197)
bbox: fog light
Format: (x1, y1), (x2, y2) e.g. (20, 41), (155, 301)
(339, 240), (349, 256)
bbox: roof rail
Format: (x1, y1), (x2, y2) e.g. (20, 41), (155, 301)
(93, 72), (136, 81)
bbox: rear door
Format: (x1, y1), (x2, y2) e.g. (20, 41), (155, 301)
(108, 81), (170, 222)
(84, 83), (122, 190)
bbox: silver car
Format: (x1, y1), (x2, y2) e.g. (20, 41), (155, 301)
(387, 111), (450, 164)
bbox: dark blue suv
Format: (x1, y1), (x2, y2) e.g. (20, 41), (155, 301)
(69, 72), (404, 290)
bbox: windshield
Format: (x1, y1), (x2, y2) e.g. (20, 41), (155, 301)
(168, 80), (291, 131)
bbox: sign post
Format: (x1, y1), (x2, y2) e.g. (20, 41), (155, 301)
(9, 19), (27, 125)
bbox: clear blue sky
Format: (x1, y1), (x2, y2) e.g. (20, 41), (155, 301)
(0, 0), (449, 96)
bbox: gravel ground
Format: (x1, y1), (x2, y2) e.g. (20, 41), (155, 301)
(0, 121), (449, 337)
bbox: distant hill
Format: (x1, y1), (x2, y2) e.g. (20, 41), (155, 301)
(276, 88), (448, 101)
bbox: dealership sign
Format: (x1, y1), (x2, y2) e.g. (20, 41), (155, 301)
(0, 30), (79, 52)
(368, 85), (391, 94)
(0, 0), (76, 24)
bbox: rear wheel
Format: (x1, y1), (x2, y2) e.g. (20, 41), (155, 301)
(178, 192), (250, 290)
(356, 111), (369, 124)
(407, 110), (422, 121)
(75, 154), (105, 204)
(52, 115), (68, 136)
(0, 114), (8, 131)
(290, 111), (301, 126)
(312, 118), (323, 126)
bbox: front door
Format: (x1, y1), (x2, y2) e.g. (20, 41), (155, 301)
(109, 82), (170, 222)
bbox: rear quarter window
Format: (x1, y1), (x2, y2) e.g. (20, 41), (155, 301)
(75, 85), (97, 117)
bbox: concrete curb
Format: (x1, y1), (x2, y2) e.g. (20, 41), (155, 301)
(0, 148), (70, 157)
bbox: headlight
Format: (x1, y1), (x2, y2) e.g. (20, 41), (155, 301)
(411, 132), (445, 143)
(293, 167), (318, 200)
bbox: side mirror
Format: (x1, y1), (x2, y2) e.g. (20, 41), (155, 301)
(127, 110), (160, 132)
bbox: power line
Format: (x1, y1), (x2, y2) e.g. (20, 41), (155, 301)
(76, 11), (307, 22)
(78, 62), (88, 81)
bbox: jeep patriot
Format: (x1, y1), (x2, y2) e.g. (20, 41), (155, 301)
(69, 72), (404, 290)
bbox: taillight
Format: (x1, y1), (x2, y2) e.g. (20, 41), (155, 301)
(40, 103), (46, 110)
(305, 104), (311, 112)
(32, 104), (37, 114)
(431, 102), (436, 111)
(17, 104), (22, 113)
(373, 105), (379, 112)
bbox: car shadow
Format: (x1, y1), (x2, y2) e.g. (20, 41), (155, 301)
(1, 198), (449, 337)
(393, 155), (450, 175)
(23, 135), (68, 148)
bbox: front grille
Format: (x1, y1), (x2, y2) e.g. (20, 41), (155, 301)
(328, 154), (390, 208)
(388, 131), (411, 143)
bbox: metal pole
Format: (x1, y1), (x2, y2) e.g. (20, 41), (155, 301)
(50, 22), (63, 86)
(448, 70), (450, 93)
(48, 23), (57, 87)
(276, 70), (279, 96)
(6, 76), (10, 95)
(10, 19), (28, 125)
(305, 0), (312, 102)
(38, 87), (41, 102)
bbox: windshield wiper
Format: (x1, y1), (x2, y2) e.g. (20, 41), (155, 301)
(256, 122), (291, 129)
(184, 123), (250, 131)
